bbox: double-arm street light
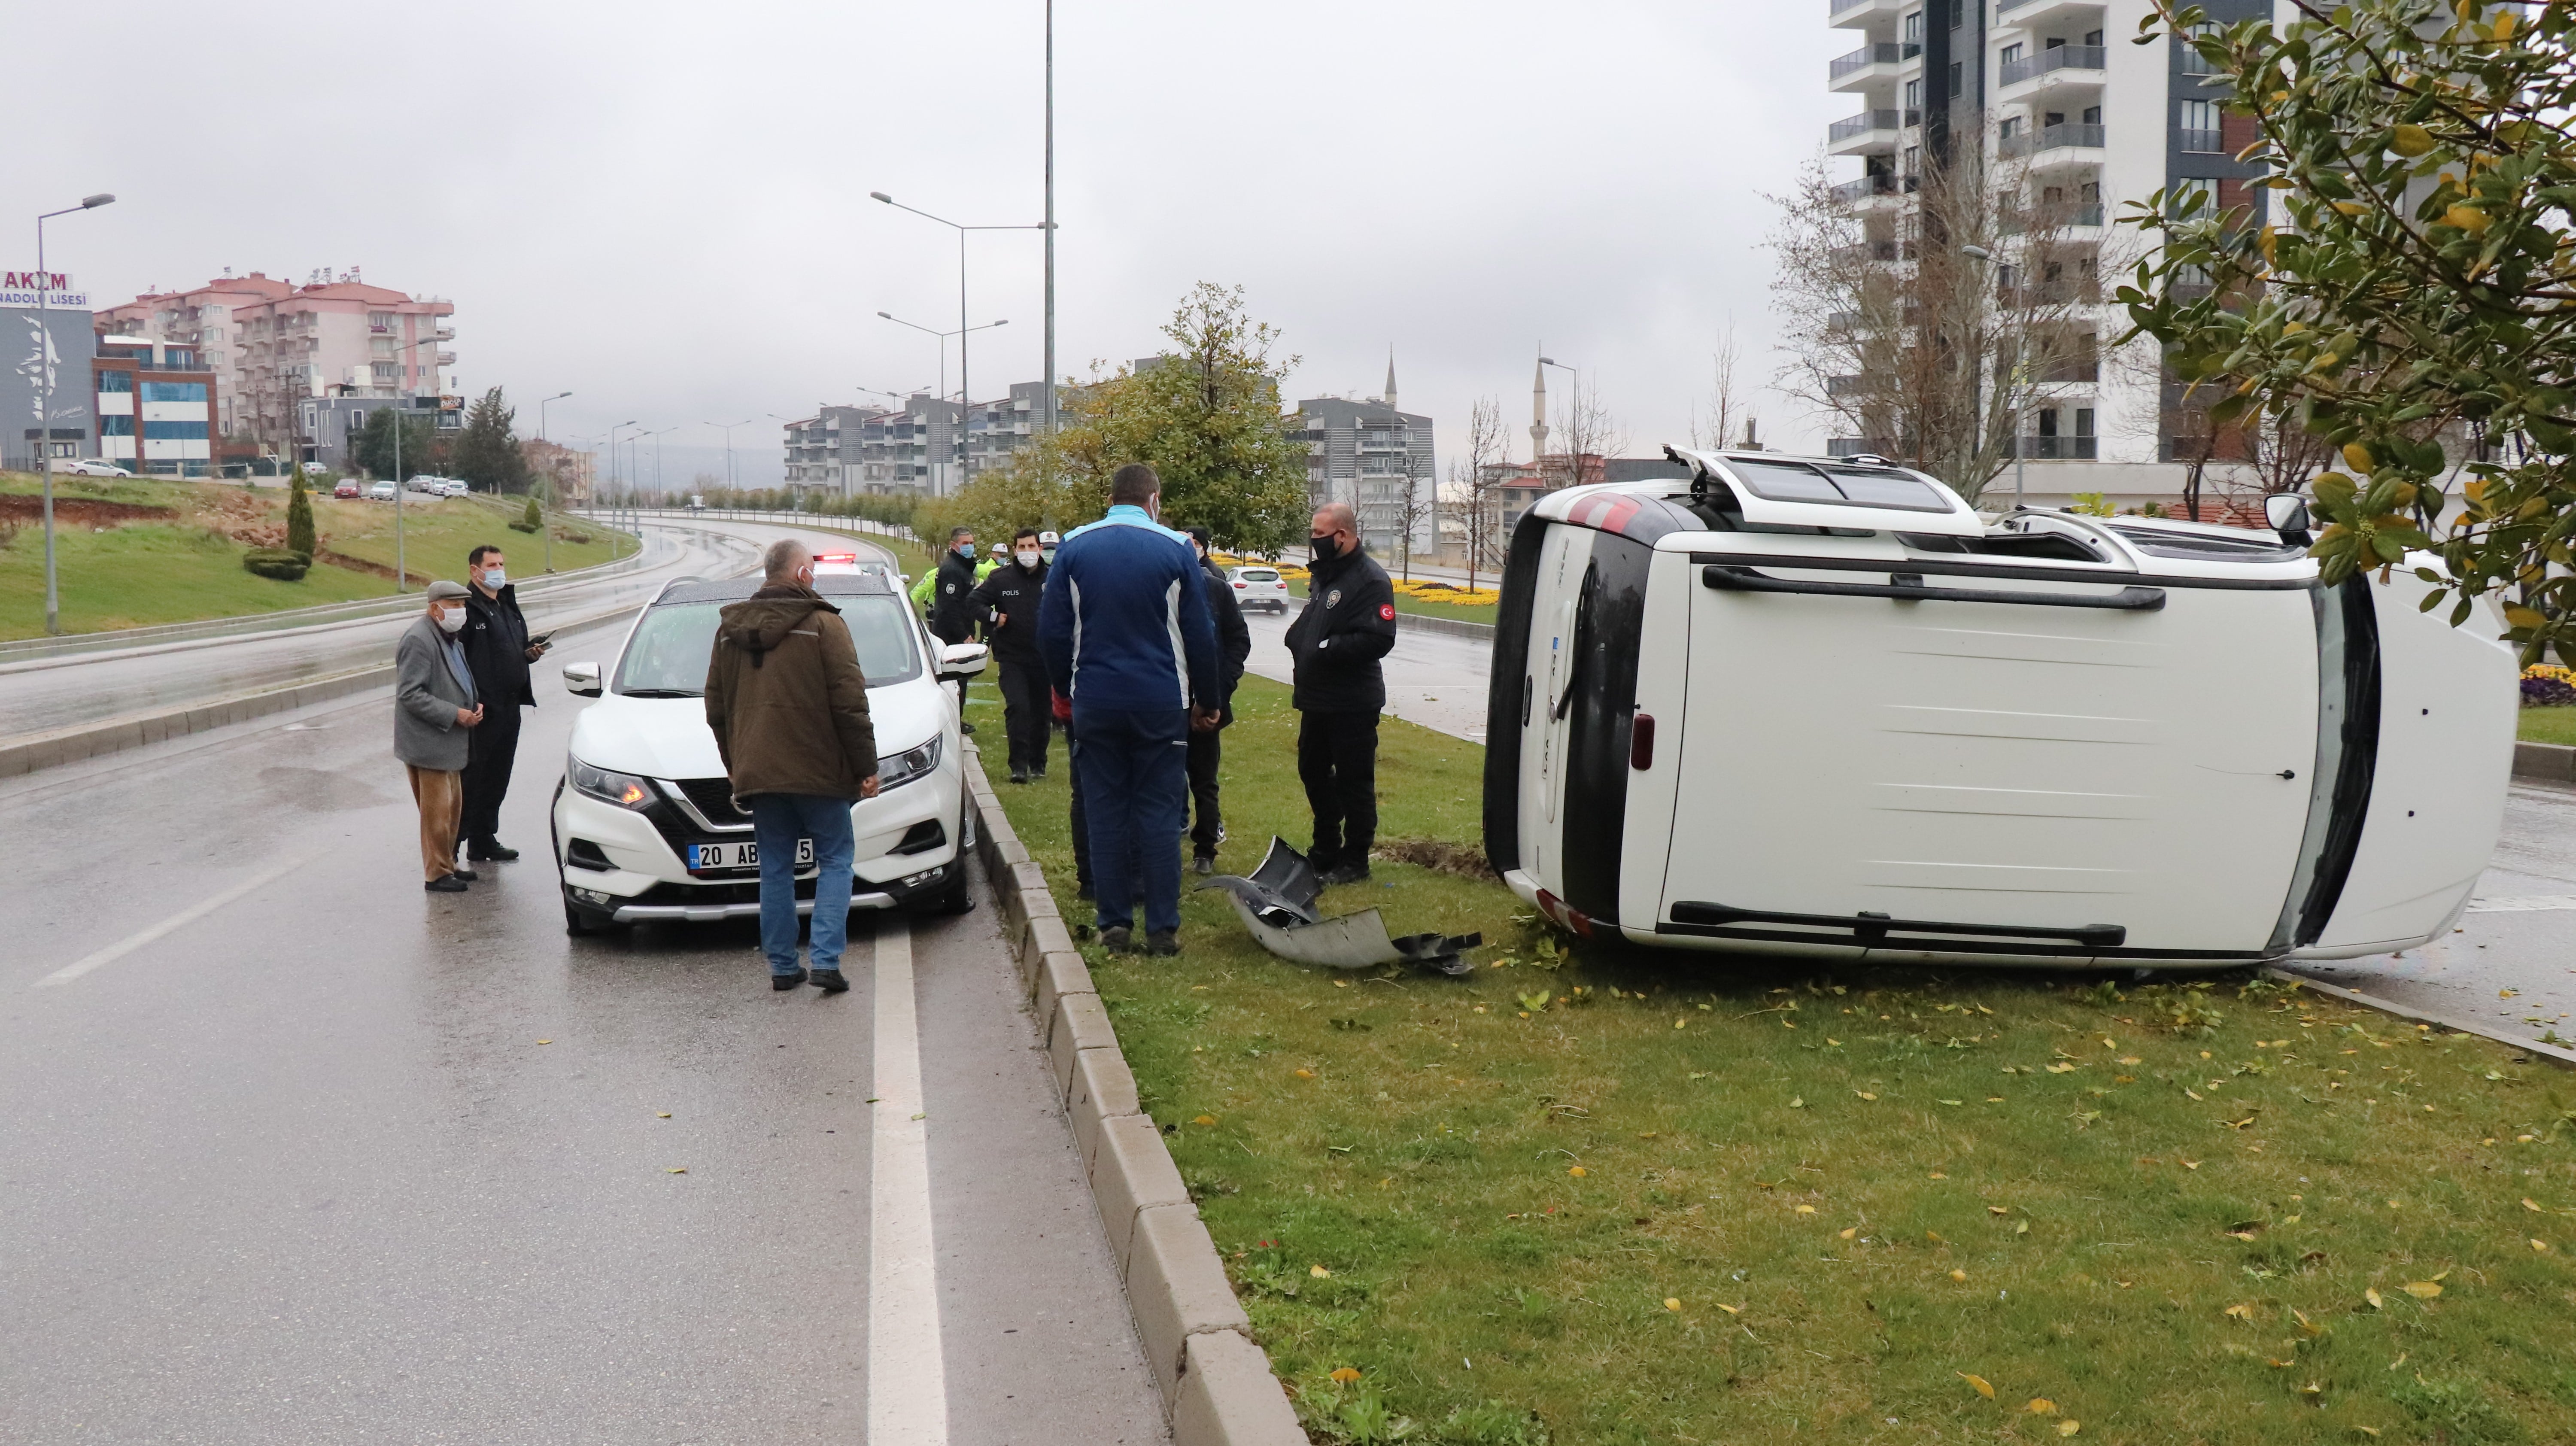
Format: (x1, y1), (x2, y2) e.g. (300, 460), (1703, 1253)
(33, 192), (115, 636)
(875, 311), (1006, 493)
(703, 416), (753, 492)
(868, 192), (1048, 494)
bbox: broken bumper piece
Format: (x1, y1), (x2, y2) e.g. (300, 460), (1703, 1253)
(1196, 837), (1482, 975)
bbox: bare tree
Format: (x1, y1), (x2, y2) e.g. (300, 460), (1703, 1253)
(1767, 135), (2124, 504)
(1548, 374), (1625, 489)
(1689, 326), (1754, 452)
(1391, 447), (1435, 583)
(1452, 395), (1509, 593)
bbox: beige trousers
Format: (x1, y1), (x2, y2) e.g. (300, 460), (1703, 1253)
(407, 764), (464, 881)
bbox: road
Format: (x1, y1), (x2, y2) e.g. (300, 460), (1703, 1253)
(0, 517), (1164, 1443)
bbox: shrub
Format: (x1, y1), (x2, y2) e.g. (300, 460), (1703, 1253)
(285, 477), (316, 560)
(242, 546), (310, 581)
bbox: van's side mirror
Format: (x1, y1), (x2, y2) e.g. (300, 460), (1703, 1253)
(936, 642), (990, 681)
(562, 661), (602, 697)
(2264, 492), (2312, 544)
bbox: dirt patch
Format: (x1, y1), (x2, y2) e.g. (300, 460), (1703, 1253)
(1376, 836), (1498, 879)
(0, 495), (176, 527)
(316, 548), (424, 586)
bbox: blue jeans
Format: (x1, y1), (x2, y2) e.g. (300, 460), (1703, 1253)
(1070, 707), (1190, 935)
(748, 793), (857, 976)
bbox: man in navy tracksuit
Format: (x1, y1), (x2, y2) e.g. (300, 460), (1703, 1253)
(1039, 463), (1221, 955)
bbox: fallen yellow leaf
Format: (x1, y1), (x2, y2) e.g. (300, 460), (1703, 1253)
(1568, 1165), (1589, 1177)
(667, 1167), (688, 1174)
(2184, 1089), (2203, 1101)
(537, 1039), (553, 1045)
(2525, 1198), (2544, 1212)
(2532, 1239), (2552, 1253)
(2046, 1063), (2078, 1074)
(2058, 1421), (2082, 1437)
(1929, 1172), (1948, 1180)
(1310, 1264), (1332, 1278)
(1789, 1096), (1806, 1109)
(1330, 1367), (1362, 1384)
(2118, 1056), (2142, 1066)
(1988, 1206), (2010, 1216)
(1716, 1303), (1741, 1315)
(2182, 1159), (2201, 1170)
(1665, 1297), (1682, 1312)
(1959, 1372), (1996, 1399)
(1795, 1204), (1817, 1215)
(1840, 1227), (1858, 1239)
(1674, 1018), (1686, 1030)
(1856, 1091), (1878, 1100)
(2025, 1397), (2058, 1415)
(2365, 1288), (2384, 1309)
(1192, 1114), (1219, 1125)
(2403, 1281), (2442, 1299)
(1950, 1268), (1969, 1282)
(2224, 1303), (2254, 1321)
(656, 1112), (671, 1118)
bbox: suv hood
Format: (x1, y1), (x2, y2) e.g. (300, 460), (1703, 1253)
(569, 677), (945, 781)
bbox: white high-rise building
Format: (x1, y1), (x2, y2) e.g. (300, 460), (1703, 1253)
(1825, 0), (2272, 504)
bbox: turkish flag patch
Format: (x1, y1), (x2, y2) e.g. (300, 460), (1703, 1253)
(1379, 604), (1397, 621)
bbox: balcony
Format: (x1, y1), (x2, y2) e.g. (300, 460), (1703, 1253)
(1828, 0), (1907, 26)
(1999, 44), (2106, 88)
(2037, 358), (2102, 384)
(1829, 172), (1918, 204)
(1828, 107), (1917, 156)
(1829, 238), (1914, 265)
(1995, 0), (2104, 31)
(1999, 200), (2106, 233)
(1829, 40), (1920, 89)
(1999, 121), (2106, 160)
(2177, 127), (2225, 154)
(2011, 434), (2099, 460)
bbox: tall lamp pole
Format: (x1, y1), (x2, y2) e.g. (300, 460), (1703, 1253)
(33, 192), (115, 636)
(704, 416), (753, 494)
(537, 390), (571, 571)
(867, 192), (1045, 495)
(605, 419), (638, 556)
(1043, 0), (1058, 485)
(1958, 244), (2024, 508)
(875, 313), (1005, 495)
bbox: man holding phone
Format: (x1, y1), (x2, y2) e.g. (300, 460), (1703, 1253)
(459, 544), (550, 865)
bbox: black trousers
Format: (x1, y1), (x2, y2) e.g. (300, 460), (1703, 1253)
(1296, 709), (1378, 871)
(1067, 732), (1091, 894)
(996, 659), (1053, 776)
(1187, 726), (1223, 857)
(461, 706), (522, 846)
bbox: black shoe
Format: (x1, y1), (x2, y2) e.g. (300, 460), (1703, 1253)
(1009, 769), (1029, 784)
(1076, 883), (1095, 901)
(810, 968), (850, 993)
(772, 969), (808, 990)
(1100, 926), (1137, 955)
(425, 873), (468, 893)
(468, 838), (521, 862)
(1032, 766), (1048, 779)
(450, 865), (479, 882)
(1321, 861), (1372, 887)
(1145, 930), (1181, 957)
(962, 721), (978, 735)
(1192, 854), (1215, 876)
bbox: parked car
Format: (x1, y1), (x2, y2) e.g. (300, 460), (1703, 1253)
(550, 568), (989, 935)
(300, 461), (332, 476)
(332, 479), (361, 499)
(366, 480), (397, 501)
(1228, 565), (1290, 614)
(58, 459), (133, 478)
(1483, 447), (2518, 971)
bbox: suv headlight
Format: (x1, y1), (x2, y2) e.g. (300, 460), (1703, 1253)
(876, 735), (943, 792)
(570, 755), (655, 809)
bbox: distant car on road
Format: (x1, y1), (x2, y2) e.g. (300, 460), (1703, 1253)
(300, 461), (332, 476)
(332, 479), (361, 499)
(687, 495), (707, 512)
(59, 460), (133, 478)
(366, 480), (397, 501)
(1227, 565), (1290, 614)
(550, 568), (988, 935)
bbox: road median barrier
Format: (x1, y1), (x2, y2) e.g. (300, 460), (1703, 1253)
(2513, 739), (2576, 783)
(963, 739), (1307, 1446)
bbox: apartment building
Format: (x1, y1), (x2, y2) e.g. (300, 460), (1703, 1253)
(1295, 361), (1436, 559)
(99, 273), (456, 453)
(781, 381), (1057, 496)
(1825, 0), (2271, 503)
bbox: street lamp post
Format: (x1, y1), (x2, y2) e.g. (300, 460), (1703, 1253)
(33, 192), (115, 636)
(538, 390), (571, 571)
(1958, 244), (2024, 509)
(876, 313), (1005, 495)
(605, 419), (638, 556)
(867, 193), (1047, 493)
(703, 416), (753, 494)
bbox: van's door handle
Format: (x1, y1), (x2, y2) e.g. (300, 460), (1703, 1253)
(1701, 565), (2166, 611)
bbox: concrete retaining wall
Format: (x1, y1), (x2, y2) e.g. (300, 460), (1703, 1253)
(964, 744), (1308, 1446)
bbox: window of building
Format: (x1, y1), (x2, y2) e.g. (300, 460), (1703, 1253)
(2172, 177), (2217, 216)
(2075, 408), (2096, 438)
(1902, 10), (1922, 43)
(1950, 61), (1963, 93)
(143, 420), (210, 440)
(99, 371), (134, 394)
(2001, 43), (2023, 67)
(1905, 78), (1921, 109)
(102, 416), (135, 436)
(141, 380), (208, 404)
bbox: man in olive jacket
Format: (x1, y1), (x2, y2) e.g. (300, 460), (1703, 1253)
(704, 539), (881, 993)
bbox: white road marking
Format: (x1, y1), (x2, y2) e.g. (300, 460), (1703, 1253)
(36, 853), (319, 987)
(868, 915), (950, 1445)
(2464, 895), (2576, 914)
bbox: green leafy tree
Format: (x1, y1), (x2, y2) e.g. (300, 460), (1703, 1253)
(352, 407), (439, 481)
(1106, 283), (1311, 553)
(285, 475), (316, 559)
(2120, 1), (2576, 656)
(453, 386), (530, 494)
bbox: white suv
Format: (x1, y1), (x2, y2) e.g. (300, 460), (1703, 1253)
(1227, 565), (1290, 614)
(550, 570), (988, 934)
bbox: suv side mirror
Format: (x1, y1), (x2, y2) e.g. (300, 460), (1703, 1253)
(562, 661), (602, 697)
(2264, 492), (2312, 543)
(936, 641), (990, 681)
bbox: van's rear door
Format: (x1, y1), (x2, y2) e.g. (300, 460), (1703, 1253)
(1657, 550), (2320, 959)
(1512, 523), (1594, 897)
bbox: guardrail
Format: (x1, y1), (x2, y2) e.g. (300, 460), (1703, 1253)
(580, 506), (923, 550)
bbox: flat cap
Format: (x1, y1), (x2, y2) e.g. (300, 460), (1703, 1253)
(425, 579), (471, 601)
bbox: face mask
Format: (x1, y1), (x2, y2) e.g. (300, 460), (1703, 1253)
(1016, 550), (1040, 567)
(434, 607), (465, 634)
(957, 542), (975, 556)
(482, 566), (507, 589)
(1309, 533), (1341, 562)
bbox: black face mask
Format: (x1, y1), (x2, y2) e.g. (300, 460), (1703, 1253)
(1309, 534), (1341, 562)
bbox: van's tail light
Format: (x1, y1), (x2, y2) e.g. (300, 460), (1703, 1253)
(1629, 713), (1655, 771)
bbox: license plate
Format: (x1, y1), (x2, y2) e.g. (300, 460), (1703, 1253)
(689, 839), (814, 871)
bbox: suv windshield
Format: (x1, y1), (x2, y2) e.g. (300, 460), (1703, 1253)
(612, 594), (923, 696)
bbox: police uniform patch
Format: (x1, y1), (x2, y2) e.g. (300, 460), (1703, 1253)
(1325, 588), (1343, 609)
(1379, 604), (1396, 621)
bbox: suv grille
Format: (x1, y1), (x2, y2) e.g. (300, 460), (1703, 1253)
(672, 777), (752, 826)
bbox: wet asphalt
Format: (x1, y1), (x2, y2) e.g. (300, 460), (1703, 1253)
(0, 525), (1164, 1443)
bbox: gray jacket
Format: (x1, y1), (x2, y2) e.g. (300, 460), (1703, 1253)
(394, 614), (478, 770)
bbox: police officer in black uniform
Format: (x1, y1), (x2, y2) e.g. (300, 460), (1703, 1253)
(970, 527), (1052, 782)
(1284, 501), (1397, 886)
(458, 542), (546, 863)
(1185, 526), (1251, 873)
(930, 526), (981, 732)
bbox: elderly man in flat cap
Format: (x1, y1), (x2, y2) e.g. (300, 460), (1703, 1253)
(395, 580), (486, 892)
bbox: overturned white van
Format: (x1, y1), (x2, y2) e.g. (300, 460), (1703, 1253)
(1482, 448), (2518, 970)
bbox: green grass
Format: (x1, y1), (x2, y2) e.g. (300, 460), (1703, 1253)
(2519, 707), (2576, 746)
(0, 473), (626, 639)
(987, 677), (2576, 1446)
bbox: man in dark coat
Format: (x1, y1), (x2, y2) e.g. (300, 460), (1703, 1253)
(458, 543), (547, 863)
(1284, 501), (1397, 886)
(969, 527), (1052, 782)
(929, 526), (981, 733)
(1184, 526), (1251, 874)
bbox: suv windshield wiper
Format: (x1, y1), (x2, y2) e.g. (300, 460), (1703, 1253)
(617, 687), (702, 698)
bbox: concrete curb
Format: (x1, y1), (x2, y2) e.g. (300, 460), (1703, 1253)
(0, 599), (649, 781)
(2512, 740), (2576, 783)
(2269, 967), (2576, 1067)
(1393, 610), (1495, 643)
(962, 742), (1308, 1446)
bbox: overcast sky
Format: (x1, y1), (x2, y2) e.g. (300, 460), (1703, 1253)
(25, 0), (1848, 488)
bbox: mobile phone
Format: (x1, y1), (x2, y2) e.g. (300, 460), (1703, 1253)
(528, 631), (554, 648)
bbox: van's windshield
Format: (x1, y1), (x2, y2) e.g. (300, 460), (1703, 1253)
(613, 595), (923, 696)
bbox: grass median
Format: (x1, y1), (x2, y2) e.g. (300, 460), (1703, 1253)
(985, 675), (2576, 1445)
